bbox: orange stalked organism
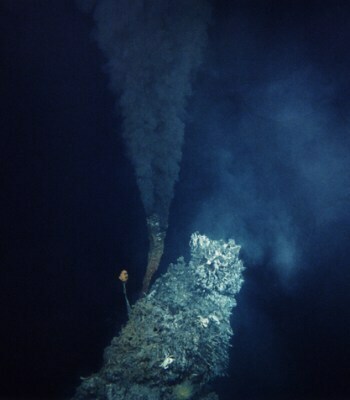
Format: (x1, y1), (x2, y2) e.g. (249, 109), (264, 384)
(118, 269), (131, 316)
(119, 270), (129, 283)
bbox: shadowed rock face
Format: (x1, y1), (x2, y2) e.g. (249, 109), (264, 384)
(142, 214), (167, 294)
(72, 233), (244, 400)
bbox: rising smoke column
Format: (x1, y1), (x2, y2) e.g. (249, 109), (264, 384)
(79, 0), (211, 292)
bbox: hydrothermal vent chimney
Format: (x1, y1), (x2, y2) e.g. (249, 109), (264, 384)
(142, 214), (166, 293)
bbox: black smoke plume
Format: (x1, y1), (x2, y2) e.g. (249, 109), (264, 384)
(78, 0), (211, 291)
(78, 0), (211, 229)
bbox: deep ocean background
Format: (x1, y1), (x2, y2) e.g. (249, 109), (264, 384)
(1, 1), (349, 399)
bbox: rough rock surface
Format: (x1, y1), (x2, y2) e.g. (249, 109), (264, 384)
(72, 233), (244, 400)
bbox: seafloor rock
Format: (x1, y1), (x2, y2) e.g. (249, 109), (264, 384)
(72, 233), (244, 400)
(142, 213), (167, 293)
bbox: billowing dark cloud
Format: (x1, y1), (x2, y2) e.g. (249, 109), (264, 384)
(79, 0), (211, 228)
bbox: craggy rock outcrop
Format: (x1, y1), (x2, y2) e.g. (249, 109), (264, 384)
(72, 233), (244, 400)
